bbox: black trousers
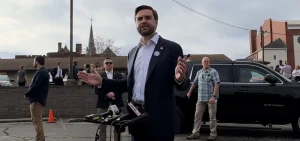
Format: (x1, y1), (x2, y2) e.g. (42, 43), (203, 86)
(18, 82), (26, 86)
(54, 77), (64, 85)
(295, 76), (300, 82)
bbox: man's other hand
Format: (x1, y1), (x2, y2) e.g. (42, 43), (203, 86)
(106, 92), (115, 100)
(175, 56), (187, 82)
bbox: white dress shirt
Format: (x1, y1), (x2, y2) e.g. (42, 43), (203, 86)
(132, 33), (159, 104)
(55, 67), (63, 78)
(106, 71), (113, 79)
(292, 69), (300, 77)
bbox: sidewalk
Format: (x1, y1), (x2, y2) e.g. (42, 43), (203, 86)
(0, 118), (131, 141)
(0, 118), (293, 141)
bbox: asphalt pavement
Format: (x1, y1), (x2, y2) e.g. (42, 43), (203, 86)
(0, 118), (299, 141)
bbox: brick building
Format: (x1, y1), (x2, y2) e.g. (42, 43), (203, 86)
(247, 18), (300, 69)
(0, 54), (231, 86)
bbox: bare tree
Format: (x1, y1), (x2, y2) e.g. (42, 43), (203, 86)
(94, 36), (121, 54)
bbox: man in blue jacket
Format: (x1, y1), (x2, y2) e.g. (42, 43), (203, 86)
(24, 56), (49, 141)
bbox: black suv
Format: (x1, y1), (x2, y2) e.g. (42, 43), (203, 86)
(175, 60), (300, 134)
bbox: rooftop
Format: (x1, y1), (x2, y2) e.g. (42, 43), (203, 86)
(0, 54), (231, 71)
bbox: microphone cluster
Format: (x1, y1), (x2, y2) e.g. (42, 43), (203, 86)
(84, 102), (148, 141)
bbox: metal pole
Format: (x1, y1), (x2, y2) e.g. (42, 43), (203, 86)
(69, 0), (73, 79)
(260, 27), (264, 65)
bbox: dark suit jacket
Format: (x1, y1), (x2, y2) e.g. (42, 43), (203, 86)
(99, 36), (190, 139)
(25, 67), (50, 107)
(95, 72), (124, 108)
(50, 67), (65, 78)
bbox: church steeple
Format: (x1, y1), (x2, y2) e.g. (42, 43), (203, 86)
(87, 18), (96, 56)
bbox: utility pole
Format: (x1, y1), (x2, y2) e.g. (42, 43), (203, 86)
(69, 0), (73, 79)
(260, 27), (265, 65)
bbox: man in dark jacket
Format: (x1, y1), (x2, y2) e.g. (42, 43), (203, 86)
(78, 5), (190, 141)
(50, 62), (65, 85)
(24, 56), (49, 141)
(95, 57), (124, 141)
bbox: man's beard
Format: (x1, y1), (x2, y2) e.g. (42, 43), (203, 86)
(138, 26), (155, 36)
(34, 64), (37, 68)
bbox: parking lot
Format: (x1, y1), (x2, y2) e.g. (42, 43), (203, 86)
(0, 118), (299, 141)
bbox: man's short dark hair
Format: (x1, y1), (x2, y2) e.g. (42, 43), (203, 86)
(135, 5), (158, 21)
(85, 64), (90, 68)
(35, 56), (45, 66)
(73, 60), (78, 65)
(105, 57), (111, 60)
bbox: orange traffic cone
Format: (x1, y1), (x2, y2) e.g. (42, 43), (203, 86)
(47, 109), (55, 123)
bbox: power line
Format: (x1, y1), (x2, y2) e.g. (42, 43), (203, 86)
(172, 0), (291, 36)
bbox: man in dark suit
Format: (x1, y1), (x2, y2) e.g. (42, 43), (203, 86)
(78, 5), (190, 141)
(50, 62), (65, 85)
(24, 56), (50, 141)
(95, 57), (124, 141)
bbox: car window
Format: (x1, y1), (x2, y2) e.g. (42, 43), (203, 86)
(212, 65), (232, 82)
(0, 75), (9, 81)
(238, 67), (267, 83)
(190, 65), (202, 80)
(190, 64), (232, 82)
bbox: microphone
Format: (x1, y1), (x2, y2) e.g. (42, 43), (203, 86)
(127, 102), (142, 116)
(98, 105), (120, 118)
(84, 105), (120, 123)
(103, 113), (132, 126)
(116, 113), (131, 121)
(120, 112), (148, 127)
(107, 105), (120, 117)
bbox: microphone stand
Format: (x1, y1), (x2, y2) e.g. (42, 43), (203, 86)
(94, 122), (103, 141)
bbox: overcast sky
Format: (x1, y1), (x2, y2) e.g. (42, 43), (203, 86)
(0, 0), (299, 60)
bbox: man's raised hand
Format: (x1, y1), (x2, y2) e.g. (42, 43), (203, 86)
(77, 68), (103, 86)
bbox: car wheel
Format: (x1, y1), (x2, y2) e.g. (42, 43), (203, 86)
(291, 115), (300, 133)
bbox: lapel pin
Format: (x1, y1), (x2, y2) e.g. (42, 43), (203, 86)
(154, 51), (160, 56)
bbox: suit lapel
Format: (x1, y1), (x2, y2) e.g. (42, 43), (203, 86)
(101, 72), (107, 78)
(127, 46), (140, 101)
(112, 72), (116, 79)
(146, 36), (166, 81)
(128, 46), (139, 77)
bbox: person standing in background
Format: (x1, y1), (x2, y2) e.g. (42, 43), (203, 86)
(292, 65), (300, 82)
(50, 62), (65, 85)
(82, 64), (91, 85)
(72, 60), (79, 81)
(95, 57), (124, 141)
(186, 57), (220, 141)
(24, 56), (49, 141)
(16, 65), (28, 86)
(280, 61), (292, 79)
(91, 64), (95, 70)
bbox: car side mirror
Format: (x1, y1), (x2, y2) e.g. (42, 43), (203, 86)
(264, 74), (278, 85)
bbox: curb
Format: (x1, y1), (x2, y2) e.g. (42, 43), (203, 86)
(0, 118), (89, 123)
(68, 118), (85, 122)
(0, 118), (55, 123)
